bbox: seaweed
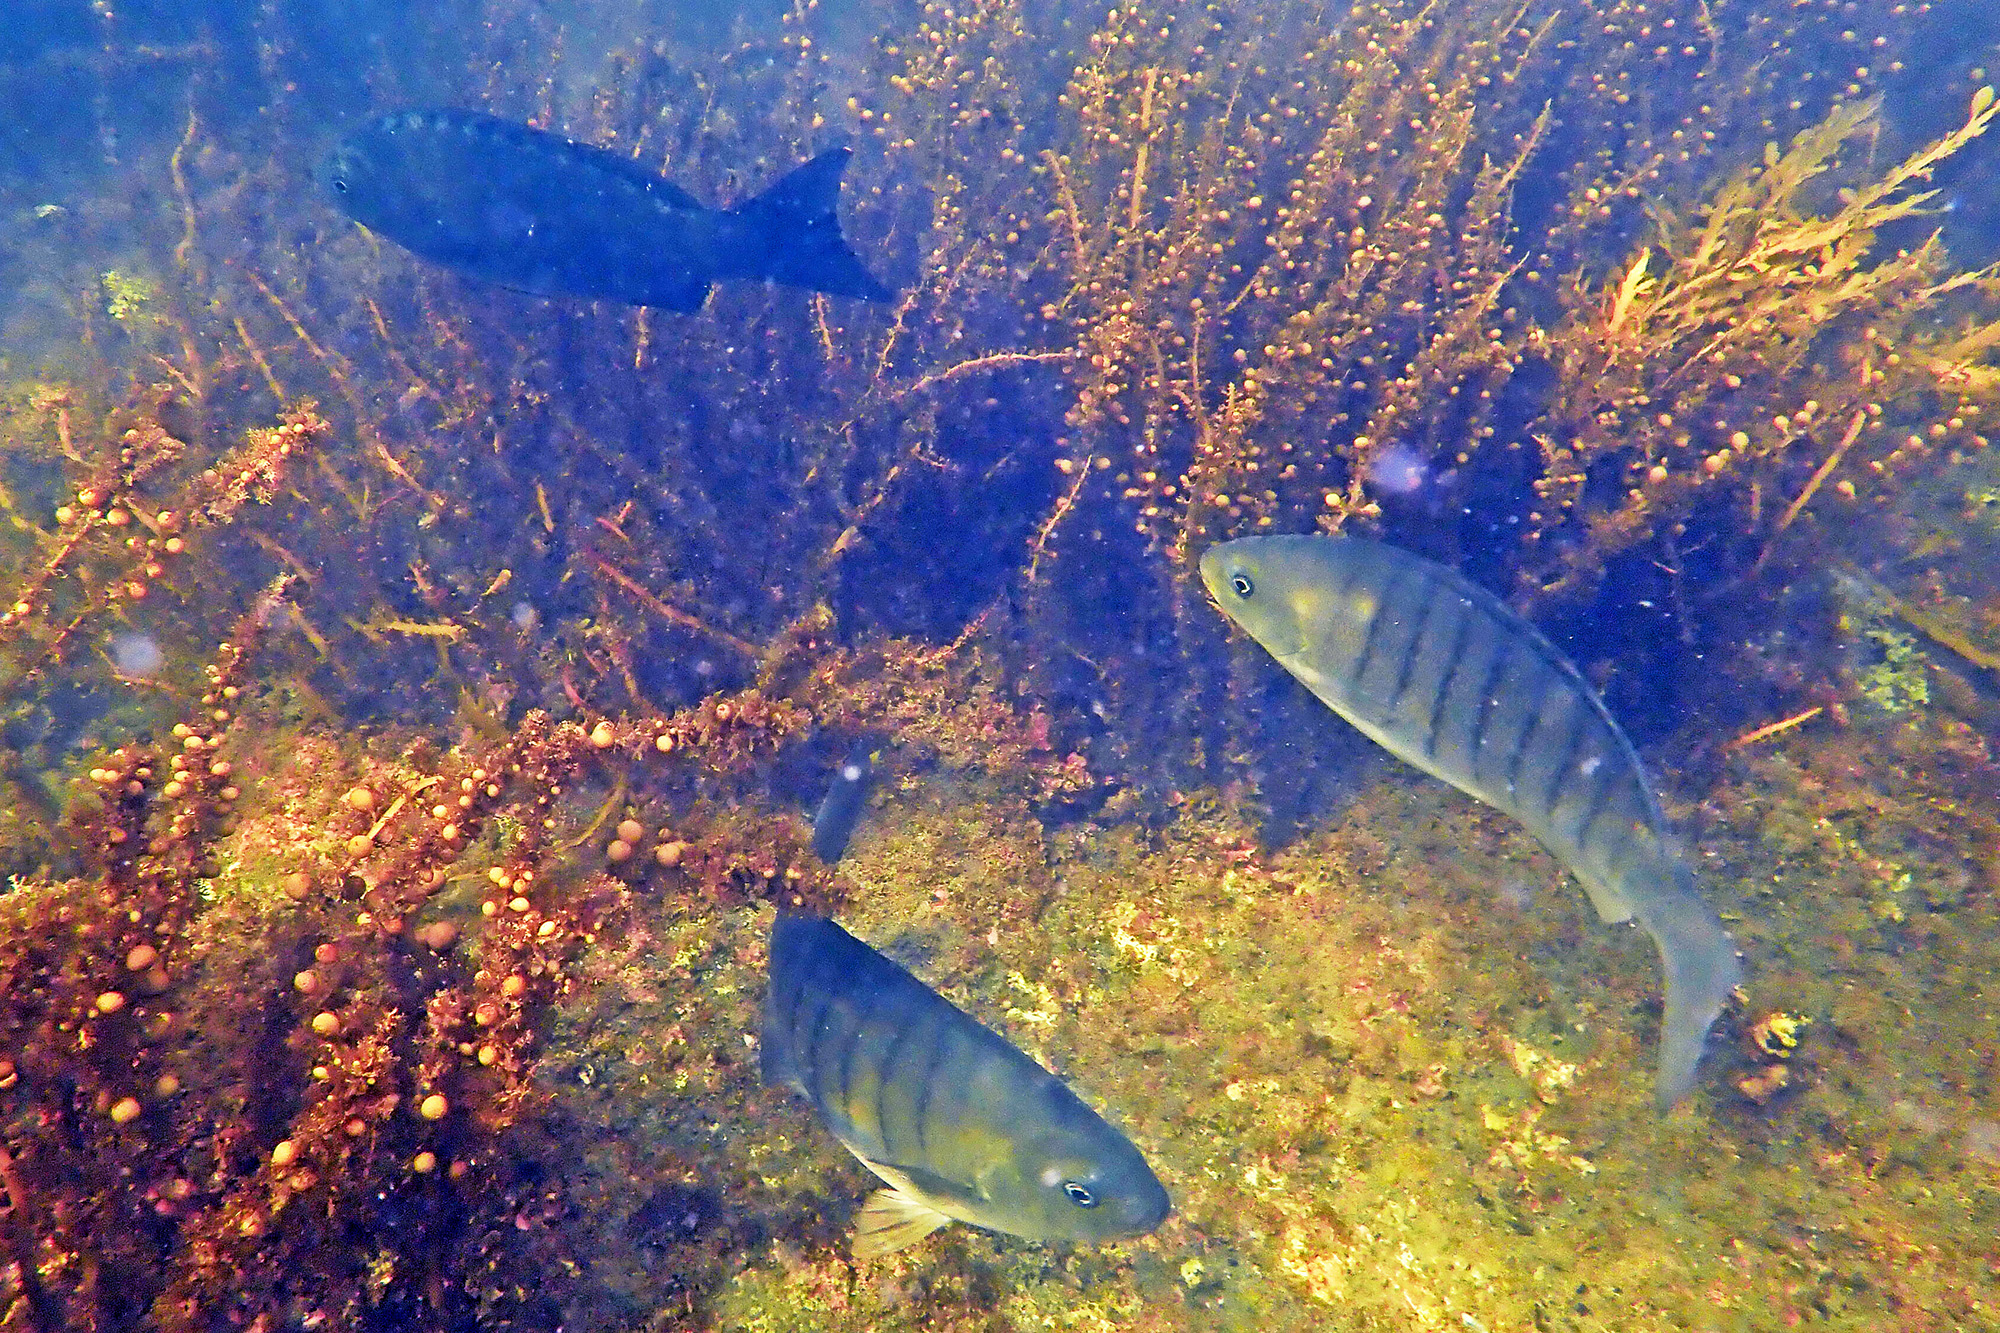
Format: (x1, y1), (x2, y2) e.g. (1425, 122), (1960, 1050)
(2, 0), (1998, 1328)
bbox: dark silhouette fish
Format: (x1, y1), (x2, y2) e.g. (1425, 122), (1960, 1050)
(318, 108), (893, 311)
(764, 912), (1170, 1257)
(1201, 534), (1741, 1109)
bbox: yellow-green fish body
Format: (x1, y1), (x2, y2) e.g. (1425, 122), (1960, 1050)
(1200, 534), (1740, 1108)
(763, 912), (1170, 1256)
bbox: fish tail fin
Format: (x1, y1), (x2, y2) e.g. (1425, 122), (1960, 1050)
(762, 911), (811, 1090)
(1644, 861), (1744, 1111)
(759, 1007), (801, 1090)
(811, 738), (877, 865)
(738, 146), (895, 302)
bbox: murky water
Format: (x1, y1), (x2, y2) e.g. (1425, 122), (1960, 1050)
(1, 0), (1997, 1328)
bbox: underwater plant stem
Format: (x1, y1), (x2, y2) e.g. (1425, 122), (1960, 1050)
(863, 350), (1073, 422)
(170, 99), (199, 275)
(243, 271), (443, 506)
(1129, 66), (1157, 283)
(242, 267), (334, 365)
(0, 1143), (51, 1333)
(1027, 450), (1095, 584)
(580, 548), (761, 659)
(562, 778), (629, 851)
(811, 294), (837, 367)
(232, 316), (287, 401)
(1749, 409), (1867, 577)
(1726, 706), (1825, 749)
(1771, 410), (1866, 537)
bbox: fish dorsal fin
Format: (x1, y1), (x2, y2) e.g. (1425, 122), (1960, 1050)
(853, 1185), (953, 1259)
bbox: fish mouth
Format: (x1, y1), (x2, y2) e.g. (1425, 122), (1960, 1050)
(1194, 552), (1238, 624)
(1195, 548), (1227, 598)
(1120, 1178), (1172, 1234)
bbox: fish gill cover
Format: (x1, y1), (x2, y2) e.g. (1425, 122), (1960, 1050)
(0, 0), (1997, 1330)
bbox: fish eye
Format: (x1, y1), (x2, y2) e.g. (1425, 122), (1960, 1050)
(1230, 572), (1254, 598)
(331, 177), (349, 193)
(1061, 1181), (1098, 1208)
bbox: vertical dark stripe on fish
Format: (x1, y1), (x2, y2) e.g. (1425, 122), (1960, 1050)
(778, 974), (812, 1085)
(814, 992), (856, 1118)
(1574, 756), (1619, 847)
(837, 1002), (868, 1125)
(1590, 803), (1640, 873)
(1540, 700), (1590, 822)
(873, 1021), (916, 1160)
(800, 989), (838, 1112)
(1422, 600), (1478, 759)
(1500, 665), (1554, 798)
(1345, 563), (1406, 693)
(1465, 633), (1511, 772)
(792, 966), (822, 1054)
(912, 1023), (952, 1158)
(814, 1006), (850, 1119)
(793, 983), (826, 1074)
(1383, 572), (1438, 717)
(1334, 552), (1370, 602)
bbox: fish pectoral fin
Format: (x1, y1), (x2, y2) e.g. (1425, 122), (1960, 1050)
(869, 1160), (983, 1209)
(852, 1186), (954, 1259)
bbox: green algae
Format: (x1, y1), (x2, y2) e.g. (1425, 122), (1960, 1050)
(99, 270), (161, 325)
(2, 1), (1998, 1328)
(499, 708), (1997, 1330)
(1856, 628), (1932, 715)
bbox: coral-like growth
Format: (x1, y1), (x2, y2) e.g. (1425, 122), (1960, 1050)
(1527, 89), (2000, 601)
(0, 578), (626, 1327)
(0, 393), (325, 684)
(2, 0), (1999, 1327)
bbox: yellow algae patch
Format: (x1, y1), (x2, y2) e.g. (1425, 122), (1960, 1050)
(1001, 969), (1058, 1029)
(1480, 1103), (1598, 1177)
(1495, 1034), (1581, 1103)
(1275, 1193), (1524, 1331)
(1104, 898), (1197, 983)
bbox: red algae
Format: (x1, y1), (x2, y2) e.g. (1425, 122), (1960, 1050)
(0, 0), (1996, 1328)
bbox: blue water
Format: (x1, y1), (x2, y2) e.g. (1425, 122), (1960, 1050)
(4, 0), (2000, 1328)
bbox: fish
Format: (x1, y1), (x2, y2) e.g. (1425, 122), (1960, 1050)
(810, 740), (874, 865)
(318, 108), (893, 311)
(762, 911), (1171, 1257)
(1199, 534), (1741, 1109)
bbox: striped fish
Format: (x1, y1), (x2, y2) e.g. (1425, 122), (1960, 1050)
(1199, 534), (1740, 1109)
(763, 912), (1170, 1257)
